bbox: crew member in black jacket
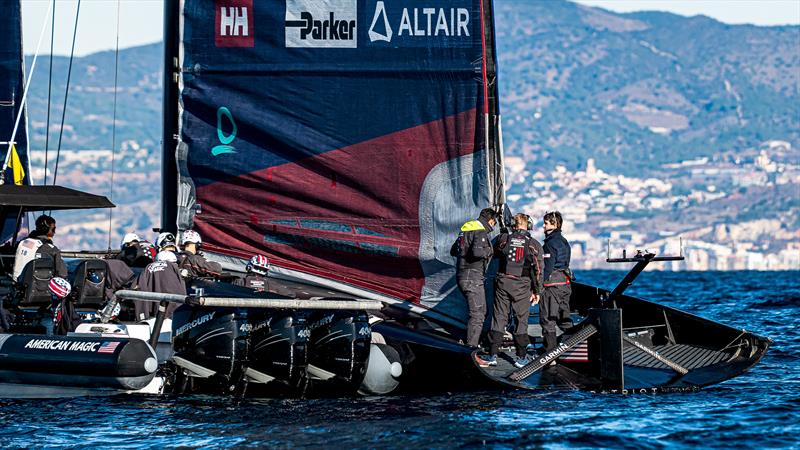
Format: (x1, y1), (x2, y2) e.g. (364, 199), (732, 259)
(478, 213), (543, 368)
(540, 211), (573, 353)
(451, 208), (497, 348)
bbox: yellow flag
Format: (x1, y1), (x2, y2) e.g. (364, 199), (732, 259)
(9, 144), (26, 185)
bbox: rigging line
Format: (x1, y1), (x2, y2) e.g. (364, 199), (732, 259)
(107, 0), (122, 250)
(1, 0), (54, 184)
(52, 0), (82, 186)
(44, 0), (56, 185)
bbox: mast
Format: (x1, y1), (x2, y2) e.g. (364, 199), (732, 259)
(161, 0), (180, 233)
(481, 0), (505, 208)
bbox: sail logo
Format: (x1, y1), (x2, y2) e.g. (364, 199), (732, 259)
(285, 0), (357, 48)
(215, 0), (254, 48)
(367, 1), (472, 46)
(212, 107), (237, 156)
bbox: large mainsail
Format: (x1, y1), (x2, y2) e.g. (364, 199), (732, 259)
(0, 0), (31, 187)
(167, 0), (503, 322)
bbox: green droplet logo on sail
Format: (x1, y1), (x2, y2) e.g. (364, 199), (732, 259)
(212, 106), (237, 156)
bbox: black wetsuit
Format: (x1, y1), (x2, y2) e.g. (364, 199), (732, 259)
(133, 260), (187, 320)
(116, 242), (156, 268)
(489, 229), (544, 357)
(541, 229), (572, 352)
(178, 252), (223, 279)
(451, 217), (494, 347)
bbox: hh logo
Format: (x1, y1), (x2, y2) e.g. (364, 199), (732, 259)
(215, 0), (254, 47)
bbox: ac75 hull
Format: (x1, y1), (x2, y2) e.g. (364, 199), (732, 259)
(375, 281), (770, 394)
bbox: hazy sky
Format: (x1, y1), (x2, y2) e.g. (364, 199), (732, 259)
(21, 0), (800, 57)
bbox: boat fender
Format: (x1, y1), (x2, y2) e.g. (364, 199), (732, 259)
(359, 343), (402, 396)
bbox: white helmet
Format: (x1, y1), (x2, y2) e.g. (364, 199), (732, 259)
(156, 232), (177, 250)
(121, 232), (141, 247)
(156, 250), (178, 263)
(181, 230), (202, 246)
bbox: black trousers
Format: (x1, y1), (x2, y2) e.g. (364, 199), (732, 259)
(540, 283), (572, 352)
(489, 275), (531, 357)
(457, 275), (486, 347)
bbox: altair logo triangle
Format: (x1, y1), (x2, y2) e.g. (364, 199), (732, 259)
(368, 1), (393, 43)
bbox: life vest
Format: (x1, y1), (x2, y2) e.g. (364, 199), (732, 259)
(12, 238), (43, 282)
(498, 231), (534, 278)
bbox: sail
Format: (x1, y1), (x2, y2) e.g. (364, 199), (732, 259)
(0, 0), (31, 187)
(172, 0), (503, 322)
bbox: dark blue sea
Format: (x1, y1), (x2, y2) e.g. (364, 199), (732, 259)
(1, 271), (798, 448)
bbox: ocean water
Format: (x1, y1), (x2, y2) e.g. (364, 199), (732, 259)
(1, 270), (798, 449)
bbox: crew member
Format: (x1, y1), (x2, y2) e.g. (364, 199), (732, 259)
(133, 250), (186, 320)
(116, 233), (156, 267)
(50, 277), (79, 335)
(540, 211), (573, 353)
(12, 214), (67, 280)
(478, 213), (543, 368)
(234, 254), (271, 292)
(156, 232), (178, 253)
(450, 208), (497, 348)
(178, 230), (222, 279)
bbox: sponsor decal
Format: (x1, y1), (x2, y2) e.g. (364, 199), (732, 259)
(215, 0), (254, 48)
(175, 311), (217, 336)
(367, 1), (471, 46)
(308, 314), (334, 330)
(538, 342), (569, 364)
(147, 261), (169, 273)
(239, 317), (272, 333)
(285, 0), (357, 48)
(24, 339), (101, 352)
(211, 107), (238, 156)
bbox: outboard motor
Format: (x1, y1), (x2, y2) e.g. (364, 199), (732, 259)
(245, 310), (308, 393)
(171, 305), (247, 394)
(306, 310), (371, 392)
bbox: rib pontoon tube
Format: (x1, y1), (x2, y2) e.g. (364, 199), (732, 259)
(0, 334), (157, 390)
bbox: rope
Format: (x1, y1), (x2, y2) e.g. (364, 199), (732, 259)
(107, 0), (122, 250)
(52, 0), (82, 186)
(1, 0), (54, 184)
(44, 0), (56, 184)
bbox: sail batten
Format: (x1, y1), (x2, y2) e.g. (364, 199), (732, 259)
(173, 0), (503, 321)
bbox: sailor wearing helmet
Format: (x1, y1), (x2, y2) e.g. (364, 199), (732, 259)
(177, 230), (222, 279)
(116, 232), (157, 268)
(13, 214), (68, 280)
(156, 232), (178, 253)
(233, 254), (271, 292)
(49, 277), (79, 335)
(132, 250), (186, 320)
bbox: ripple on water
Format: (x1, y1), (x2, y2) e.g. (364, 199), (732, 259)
(0, 271), (798, 448)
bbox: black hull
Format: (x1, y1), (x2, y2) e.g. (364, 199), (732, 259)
(467, 282), (770, 393)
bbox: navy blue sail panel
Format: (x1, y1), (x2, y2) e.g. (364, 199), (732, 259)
(181, 0), (483, 187)
(178, 0), (498, 316)
(0, 0), (30, 186)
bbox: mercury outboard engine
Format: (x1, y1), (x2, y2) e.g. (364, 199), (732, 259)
(306, 310), (371, 393)
(171, 305), (248, 394)
(245, 310), (308, 395)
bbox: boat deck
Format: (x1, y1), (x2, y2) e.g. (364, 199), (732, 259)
(624, 343), (731, 370)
